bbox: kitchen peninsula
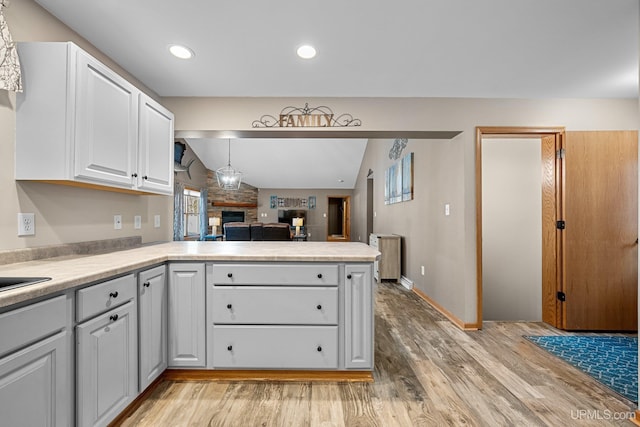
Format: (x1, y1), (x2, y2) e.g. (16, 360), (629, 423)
(0, 241), (379, 427)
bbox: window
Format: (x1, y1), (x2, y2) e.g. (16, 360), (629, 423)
(183, 188), (200, 238)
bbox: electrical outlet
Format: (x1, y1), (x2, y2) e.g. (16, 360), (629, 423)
(421, 265), (425, 276)
(134, 215), (142, 229)
(114, 215), (122, 230)
(154, 215), (161, 228)
(444, 204), (450, 216)
(18, 213), (35, 236)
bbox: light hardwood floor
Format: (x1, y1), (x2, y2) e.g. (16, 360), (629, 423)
(118, 283), (637, 426)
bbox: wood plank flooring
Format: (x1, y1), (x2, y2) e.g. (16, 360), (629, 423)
(118, 283), (638, 426)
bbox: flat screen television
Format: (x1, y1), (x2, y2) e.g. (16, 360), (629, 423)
(278, 209), (306, 225)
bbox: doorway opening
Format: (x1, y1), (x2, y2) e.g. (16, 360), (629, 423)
(476, 127), (565, 330)
(327, 196), (351, 242)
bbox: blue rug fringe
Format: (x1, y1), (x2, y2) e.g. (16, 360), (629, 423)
(524, 335), (637, 403)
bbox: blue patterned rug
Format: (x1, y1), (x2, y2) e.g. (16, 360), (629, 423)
(525, 335), (638, 403)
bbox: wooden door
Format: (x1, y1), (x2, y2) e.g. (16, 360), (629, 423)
(541, 134), (562, 327)
(563, 131), (638, 331)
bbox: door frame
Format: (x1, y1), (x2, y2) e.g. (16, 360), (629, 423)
(475, 126), (565, 329)
(327, 195), (351, 242)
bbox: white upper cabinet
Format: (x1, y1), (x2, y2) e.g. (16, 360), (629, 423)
(137, 94), (174, 194)
(16, 42), (174, 195)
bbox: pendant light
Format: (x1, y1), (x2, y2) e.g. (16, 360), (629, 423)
(216, 139), (242, 190)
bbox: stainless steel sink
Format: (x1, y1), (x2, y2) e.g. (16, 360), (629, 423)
(0, 277), (51, 291)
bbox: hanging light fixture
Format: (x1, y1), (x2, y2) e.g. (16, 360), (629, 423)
(216, 139), (243, 190)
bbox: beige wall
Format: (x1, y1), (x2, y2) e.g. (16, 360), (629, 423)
(164, 97), (637, 324)
(481, 138), (542, 321)
(1, 0), (173, 250)
(2, 1), (637, 325)
(257, 189), (353, 241)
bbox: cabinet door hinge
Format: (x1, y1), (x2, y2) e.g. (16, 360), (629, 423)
(557, 291), (566, 302)
(556, 148), (566, 159)
(556, 220), (565, 230)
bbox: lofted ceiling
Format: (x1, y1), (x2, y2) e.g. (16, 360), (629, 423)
(186, 138), (368, 189)
(32, 0), (639, 188)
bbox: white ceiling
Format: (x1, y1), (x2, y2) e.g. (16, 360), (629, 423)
(32, 0), (639, 188)
(186, 138), (368, 189)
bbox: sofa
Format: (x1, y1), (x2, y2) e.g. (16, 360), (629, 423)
(224, 222), (291, 241)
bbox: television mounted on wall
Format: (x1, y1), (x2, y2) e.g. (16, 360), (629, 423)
(278, 209), (306, 225)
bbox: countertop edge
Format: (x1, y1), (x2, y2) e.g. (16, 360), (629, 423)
(0, 242), (380, 309)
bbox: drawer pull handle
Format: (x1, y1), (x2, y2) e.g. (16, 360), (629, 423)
(227, 345), (233, 351)
(317, 273), (323, 279)
(227, 273), (233, 278)
(109, 291), (119, 298)
(227, 304), (233, 310)
(317, 346), (322, 352)
(347, 274), (352, 280)
(143, 282), (150, 288)
(131, 173), (138, 178)
(110, 314), (119, 322)
(316, 304), (322, 310)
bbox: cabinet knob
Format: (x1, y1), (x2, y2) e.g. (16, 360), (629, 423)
(143, 282), (150, 288)
(317, 273), (323, 279)
(227, 304), (232, 310)
(227, 273), (233, 278)
(109, 291), (119, 298)
(317, 346), (322, 352)
(227, 345), (233, 351)
(347, 274), (352, 280)
(316, 304), (322, 310)
(143, 175), (148, 180)
(110, 314), (119, 322)
(131, 173), (138, 178)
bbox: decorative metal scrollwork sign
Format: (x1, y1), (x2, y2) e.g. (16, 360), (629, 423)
(252, 103), (362, 128)
(389, 138), (408, 160)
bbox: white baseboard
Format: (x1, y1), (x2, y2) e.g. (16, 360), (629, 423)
(400, 275), (413, 290)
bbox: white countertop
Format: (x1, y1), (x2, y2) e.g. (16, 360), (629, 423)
(0, 241), (380, 309)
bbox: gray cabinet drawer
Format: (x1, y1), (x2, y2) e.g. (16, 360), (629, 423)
(210, 264), (338, 286)
(211, 286), (337, 325)
(76, 274), (136, 322)
(212, 325), (337, 369)
(0, 295), (67, 357)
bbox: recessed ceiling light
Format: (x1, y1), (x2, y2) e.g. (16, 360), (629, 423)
(297, 45), (316, 59)
(168, 44), (195, 60)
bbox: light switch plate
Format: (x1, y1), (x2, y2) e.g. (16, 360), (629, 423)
(134, 215), (142, 229)
(154, 215), (161, 228)
(18, 213), (35, 236)
(114, 215), (122, 230)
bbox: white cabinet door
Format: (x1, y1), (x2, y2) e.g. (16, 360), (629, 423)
(344, 264), (374, 369)
(138, 265), (167, 391)
(0, 331), (69, 427)
(137, 94), (174, 195)
(168, 263), (206, 367)
(76, 300), (137, 427)
(73, 48), (138, 188)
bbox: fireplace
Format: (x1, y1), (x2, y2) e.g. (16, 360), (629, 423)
(221, 211), (245, 226)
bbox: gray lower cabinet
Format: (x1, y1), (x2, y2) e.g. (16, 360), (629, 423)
(168, 263), (206, 367)
(207, 262), (373, 371)
(212, 325), (338, 368)
(344, 264), (374, 369)
(76, 276), (138, 427)
(138, 265), (167, 391)
(0, 295), (71, 427)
